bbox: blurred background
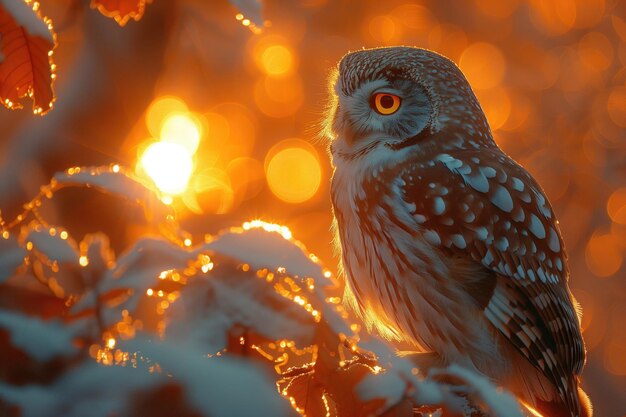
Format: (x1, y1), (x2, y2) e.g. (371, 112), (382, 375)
(0, 0), (624, 414)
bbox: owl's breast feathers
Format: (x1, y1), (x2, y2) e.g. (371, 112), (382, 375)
(359, 147), (585, 414)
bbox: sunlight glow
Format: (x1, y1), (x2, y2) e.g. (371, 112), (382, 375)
(520, 400), (545, 417)
(139, 96), (206, 199)
(243, 220), (293, 240)
(160, 112), (202, 154)
(140, 141), (194, 195)
(145, 96), (188, 138)
(266, 145), (321, 204)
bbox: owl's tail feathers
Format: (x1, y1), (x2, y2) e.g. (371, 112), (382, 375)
(532, 383), (592, 417)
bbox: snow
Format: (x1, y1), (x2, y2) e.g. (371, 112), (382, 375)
(0, 0), (54, 44)
(125, 338), (291, 417)
(0, 363), (162, 417)
(0, 311), (76, 362)
(0, 235), (27, 283)
(54, 168), (166, 214)
(434, 365), (525, 417)
(356, 371), (406, 408)
(205, 228), (326, 285)
(25, 226), (78, 263)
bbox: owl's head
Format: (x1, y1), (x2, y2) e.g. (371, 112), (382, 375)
(326, 47), (495, 164)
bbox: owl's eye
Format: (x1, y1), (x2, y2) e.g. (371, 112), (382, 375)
(370, 93), (401, 115)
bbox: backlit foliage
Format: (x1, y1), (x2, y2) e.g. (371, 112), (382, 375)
(0, 0), (56, 114)
(90, 0), (150, 26)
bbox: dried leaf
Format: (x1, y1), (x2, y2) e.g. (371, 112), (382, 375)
(0, 0), (56, 114)
(91, 0), (150, 26)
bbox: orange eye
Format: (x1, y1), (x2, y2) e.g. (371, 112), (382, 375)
(371, 93), (401, 115)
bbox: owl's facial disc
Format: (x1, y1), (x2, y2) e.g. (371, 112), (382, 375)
(330, 77), (432, 158)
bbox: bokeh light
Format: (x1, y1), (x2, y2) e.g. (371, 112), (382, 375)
(190, 168), (234, 214)
(145, 96), (188, 138)
(585, 232), (623, 278)
(606, 87), (626, 128)
(160, 112), (203, 154)
(254, 75), (304, 118)
(137, 96), (204, 200)
(265, 139), (322, 204)
(260, 44), (294, 76)
(367, 15), (401, 45)
(459, 42), (506, 90)
(139, 141), (194, 196)
(476, 87), (511, 131)
(607, 188), (626, 224)
(252, 35), (296, 78)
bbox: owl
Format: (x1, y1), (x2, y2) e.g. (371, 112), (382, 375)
(327, 47), (591, 417)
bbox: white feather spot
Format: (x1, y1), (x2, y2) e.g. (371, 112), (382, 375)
(516, 264), (526, 278)
(495, 237), (509, 251)
(481, 166), (497, 178)
(520, 193), (532, 203)
(433, 197), (445, 215)
(472, 226), (488, 240)
(527, 269), (536, 282)
(423, 230), (441, 245)
(482, 250), (494, 265)
(414, 214), (427, 224)
(490, 184), (514, 212)
(466, 171), (490, 193)
(511, 177), (524, 192)
(512, 207), (525, 222)
(555, 257), (563, 271)
(537, 267), (547, 283)
(434, 154), (463, 169)
(451, 234), (467, 249)
(529, 213), (546, 239)
(547, 227), (560, 252)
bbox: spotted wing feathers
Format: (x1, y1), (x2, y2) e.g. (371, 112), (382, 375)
(400, 148), (585, 413)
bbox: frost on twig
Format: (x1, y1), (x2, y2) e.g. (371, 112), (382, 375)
(0, 166), (529, 417)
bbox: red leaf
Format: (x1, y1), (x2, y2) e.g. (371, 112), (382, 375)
(0, 0), (56, 115)
(91, 0), (150, 26)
